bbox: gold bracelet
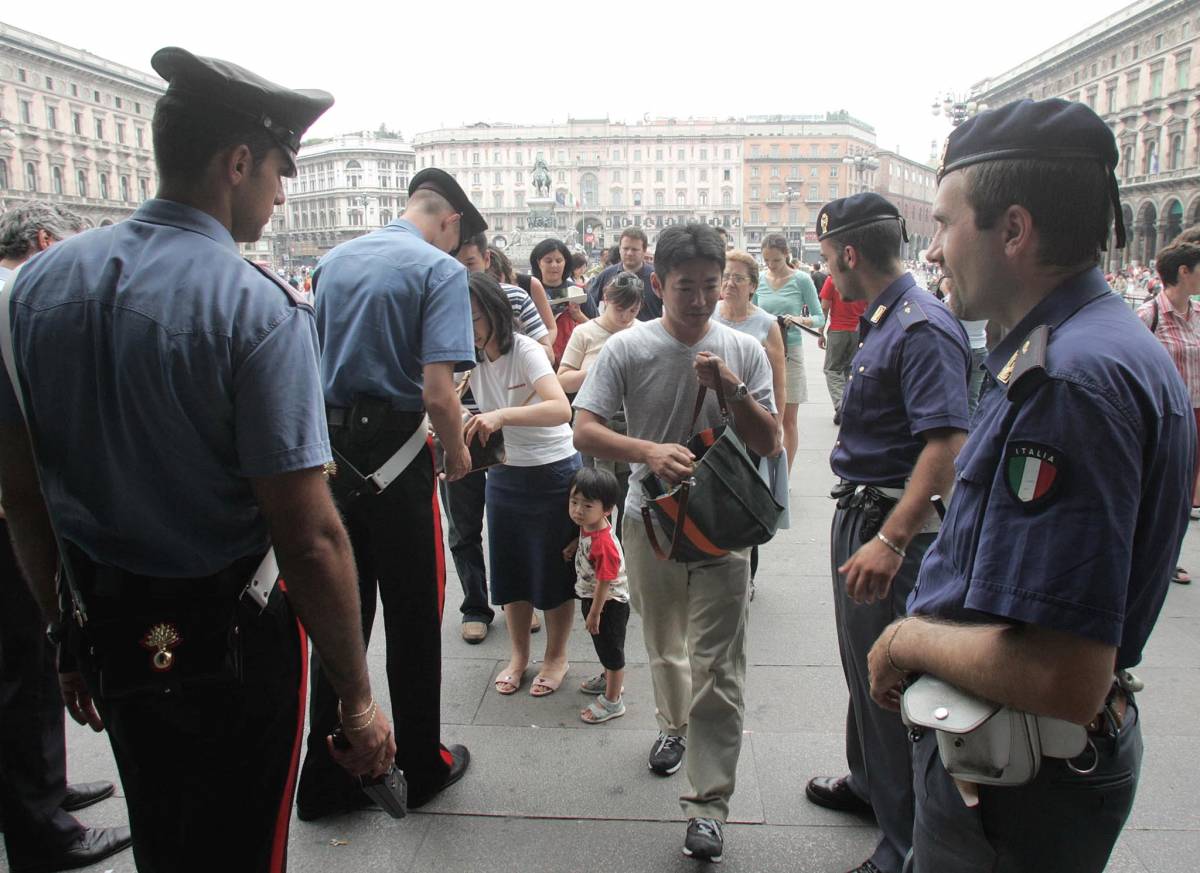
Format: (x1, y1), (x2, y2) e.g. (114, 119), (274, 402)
(876, 531), (906, 559)
(887, 618), (913, 674)
(345, 700), (378, 733)
(343, 699), (376, 721)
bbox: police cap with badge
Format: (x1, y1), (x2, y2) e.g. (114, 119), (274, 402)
(816, 192), (909, 244)
(408, 167), (489, 246)
(151, 46), (333, 170)
(937, 97), (1125, 248)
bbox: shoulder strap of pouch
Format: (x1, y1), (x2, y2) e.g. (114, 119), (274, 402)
(684, 365), (730, 441)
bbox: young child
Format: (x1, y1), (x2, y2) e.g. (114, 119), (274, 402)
(566, 467), (630, 724)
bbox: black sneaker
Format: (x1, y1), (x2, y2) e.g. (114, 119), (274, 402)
(648, 732), (686, 775)
(683, 817), (724, 863)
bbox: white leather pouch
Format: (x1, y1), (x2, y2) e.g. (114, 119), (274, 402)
(901, 675), (1087, 788)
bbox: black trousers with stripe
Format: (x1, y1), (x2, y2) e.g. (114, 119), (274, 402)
(298, 417), (450, 810)
(67, 563), (305, 873)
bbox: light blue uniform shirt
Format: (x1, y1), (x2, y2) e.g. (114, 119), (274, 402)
(314, 218), (475, 410)
(0, 199), (330, 577)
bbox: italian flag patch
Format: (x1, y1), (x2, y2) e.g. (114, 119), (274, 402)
(1004, 442), (1063, 508)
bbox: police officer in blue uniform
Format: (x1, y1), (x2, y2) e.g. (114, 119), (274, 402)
(0, 48), (394, 872)
(805, 193), (971, 873)
(868, 99), (1195, 873)
(296, 167), (483, 818)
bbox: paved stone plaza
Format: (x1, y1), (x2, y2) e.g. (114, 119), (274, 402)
(39, 339), (1200, 873)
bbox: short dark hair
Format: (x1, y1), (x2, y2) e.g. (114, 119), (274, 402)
(461, 231), (488, 256)
(654, 223), (725, 282)
(152, 94), (280, 185)
(830, 220), (903, 274)
(467, 272), (515, 355)
(1156, 241), (1200, 286)
(963, 159), (1111, 268)
(605, 244), (621, 266)
(619, 227), (648, 249)
(571, 251), (588, 272)
(570, 466), (620, 511)
(603, 270), (644, 309)
(530, 238), (572, 283)
(486, 245), (513, 283)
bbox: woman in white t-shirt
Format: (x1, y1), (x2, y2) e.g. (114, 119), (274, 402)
(556, 270), (643, 395)
(466, 273), (582, 698)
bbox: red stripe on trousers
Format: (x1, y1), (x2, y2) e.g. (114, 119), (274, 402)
(428, 437), (447, 622)
(269, 581), (309, 873)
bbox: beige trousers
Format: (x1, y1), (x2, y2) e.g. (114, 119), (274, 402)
(622, 514), (751, 822)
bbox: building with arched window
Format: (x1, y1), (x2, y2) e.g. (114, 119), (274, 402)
(971, 0), (1200, 270)
(0, 20), (162, 225)
(277, 131), (415, 268)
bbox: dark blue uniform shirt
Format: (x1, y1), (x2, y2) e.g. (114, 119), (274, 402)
(830, 272), (971, 485)
(908, 267), (1195, 668)
(0, 199), (330, 577)
(314, 219), (475, 410)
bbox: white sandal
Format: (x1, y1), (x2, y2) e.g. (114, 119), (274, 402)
(581, 695), (626, 724)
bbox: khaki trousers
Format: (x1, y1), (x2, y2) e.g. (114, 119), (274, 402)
(622, 515), (751, 822)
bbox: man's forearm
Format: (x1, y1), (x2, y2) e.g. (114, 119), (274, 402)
(574, 418), (657, 465)
(4, 499), (59, 619)
(276, 533), (373, 709)
(730, 396), (779, 458)
(881, 429), (965, 547)
(424, 383), (465, 449)
(891, 617), (1116, 724)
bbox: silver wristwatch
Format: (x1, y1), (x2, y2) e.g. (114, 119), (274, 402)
(731, 382), (749, 402)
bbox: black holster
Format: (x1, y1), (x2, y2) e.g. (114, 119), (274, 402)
(833, 484), (900, 544)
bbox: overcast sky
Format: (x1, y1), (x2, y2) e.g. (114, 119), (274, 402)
(6, 0), (1129, 163)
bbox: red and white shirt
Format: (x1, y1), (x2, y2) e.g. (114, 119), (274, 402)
(1138, 291), (1200, 407)
(574, 524), (629, 602)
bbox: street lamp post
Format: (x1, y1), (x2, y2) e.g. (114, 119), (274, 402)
(783, 186), (800, 259)
(931, 92), (986, 129)
(842, 153), (880, 195)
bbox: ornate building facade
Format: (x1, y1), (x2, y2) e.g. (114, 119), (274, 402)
(277, 131), (415, 268)
(740, 113), (877, 262)
(874, 150), (937, 260)
(413, 118), (745, 253)
(0, 21), (163, 226)
(971, 0), (1200, 269)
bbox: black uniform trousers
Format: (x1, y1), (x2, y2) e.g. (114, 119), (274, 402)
(66, 553), (306, 873)
(911, 705), (1142, 872)
(831, 499), (934, 873)
(0, 520), (85, 869)
(298, 416), (451, 810)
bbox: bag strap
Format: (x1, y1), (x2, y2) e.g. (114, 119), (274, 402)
(1151, 298), (1160, 334)
(640, 478), (693, 561)
(684, 365), (730, 441)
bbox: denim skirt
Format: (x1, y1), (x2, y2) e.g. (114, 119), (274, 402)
(486, 453), (581, 610)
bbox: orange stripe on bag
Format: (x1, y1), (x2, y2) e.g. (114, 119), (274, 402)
(657, 493), (727, 557)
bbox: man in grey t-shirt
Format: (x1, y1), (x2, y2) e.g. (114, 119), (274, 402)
(574, 224), (777, 864)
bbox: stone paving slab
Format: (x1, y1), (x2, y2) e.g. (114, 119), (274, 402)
(19, 339), (1200, 873)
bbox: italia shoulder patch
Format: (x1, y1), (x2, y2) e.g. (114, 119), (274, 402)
(1004, 441), (1063, 509)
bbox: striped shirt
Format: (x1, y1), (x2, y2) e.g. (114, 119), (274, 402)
(1138, 291), (1200, 407)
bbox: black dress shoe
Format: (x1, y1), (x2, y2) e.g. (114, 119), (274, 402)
(14, 826), (133, 873)
(408, 744), (470, 809)
(845, 861), (882, 873)
(805, 775), (873, 815)
(61, 781), (115, 812)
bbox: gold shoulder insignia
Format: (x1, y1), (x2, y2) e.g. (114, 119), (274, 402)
(870, 305), (887, 324)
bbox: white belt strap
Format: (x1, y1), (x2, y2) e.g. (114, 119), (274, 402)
(243, 548), (279, 610)
(366, 414), (430, 493)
